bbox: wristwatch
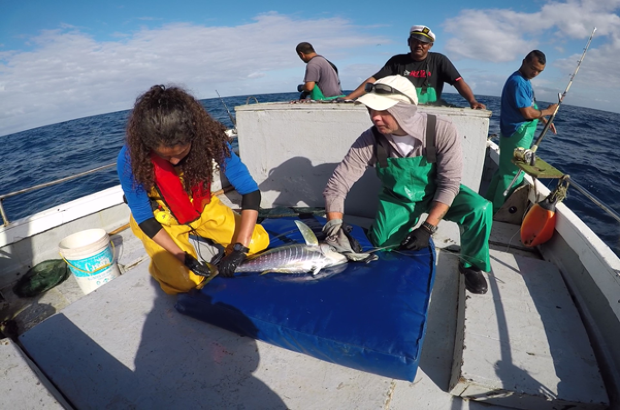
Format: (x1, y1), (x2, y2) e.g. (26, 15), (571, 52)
(422, 221), (438, 235)
(232, 243), (250, 253)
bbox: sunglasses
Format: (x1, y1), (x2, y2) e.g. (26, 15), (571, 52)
(364, 83), (415, 105)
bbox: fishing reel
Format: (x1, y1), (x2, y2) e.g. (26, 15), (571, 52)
(513, 147), (535, 164)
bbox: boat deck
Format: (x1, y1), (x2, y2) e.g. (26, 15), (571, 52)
(1, 213), (609, 409)
(9, 222), (493, 409)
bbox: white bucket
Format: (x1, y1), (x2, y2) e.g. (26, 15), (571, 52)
(59, 228), (121, 295)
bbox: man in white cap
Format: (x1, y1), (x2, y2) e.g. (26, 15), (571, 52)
(323, 75), (492, 294)
(344, 25), (485, 109)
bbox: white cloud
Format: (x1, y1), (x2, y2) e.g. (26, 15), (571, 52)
(2, 4), (620, 136)
(247, 72), (266, 79)
(444, 1), (620, 63)
(442, 0), (620, 111)
(0, 12), (388, 136)
(444, 9), (543, 62)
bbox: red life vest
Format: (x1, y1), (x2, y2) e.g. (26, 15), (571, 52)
(151, 153), (211, 224)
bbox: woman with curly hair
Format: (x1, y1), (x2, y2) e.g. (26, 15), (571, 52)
(117, 85), (269, 294)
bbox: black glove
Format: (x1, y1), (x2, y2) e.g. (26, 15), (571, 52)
(217, 249), (247, 278)
(297, 84), (305, 92)
(184, 252), (218, 278)
(399, 227), (431, 251)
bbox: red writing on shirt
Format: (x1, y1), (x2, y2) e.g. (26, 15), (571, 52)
(405, 70), (431, 78)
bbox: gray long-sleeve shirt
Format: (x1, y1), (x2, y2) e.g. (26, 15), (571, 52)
(324, 110), (462, 214)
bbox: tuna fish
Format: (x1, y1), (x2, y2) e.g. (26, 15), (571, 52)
(235, 220), (348, 275)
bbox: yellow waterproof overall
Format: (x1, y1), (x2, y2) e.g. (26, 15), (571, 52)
(131, 192), (269, 294)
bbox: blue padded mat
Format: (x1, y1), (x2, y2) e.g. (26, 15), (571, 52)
(175, 216), (436, 381)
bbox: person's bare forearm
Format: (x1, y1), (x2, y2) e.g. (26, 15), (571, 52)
(303, 81), (316, 92)
(520, 103), (559, 120)
(344, 77), (376, 100)
(454, 80), (485, 109)
(425, 201), (449, 227)
(327, 211), (344, 221)
(234, 209), (259, 247)
(152, 228), (186, 262)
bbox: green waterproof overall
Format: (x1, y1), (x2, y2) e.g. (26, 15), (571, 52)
(368, 115), (492, 272)
(415, 60), (438, 105)
(485, 108), (539, 213)
(310, 85), (345, 101)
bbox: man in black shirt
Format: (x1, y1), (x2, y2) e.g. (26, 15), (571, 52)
(344, 25), (485, 109)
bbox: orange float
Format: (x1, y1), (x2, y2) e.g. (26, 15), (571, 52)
(521, 196), (558, 247)
(521, 176), (570, 247)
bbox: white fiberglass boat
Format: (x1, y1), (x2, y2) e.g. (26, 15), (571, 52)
(1, 102), (618, 409)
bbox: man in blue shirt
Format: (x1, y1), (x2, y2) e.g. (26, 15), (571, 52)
(485, 50), (558, 213)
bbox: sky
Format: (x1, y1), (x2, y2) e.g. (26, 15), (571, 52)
(1, 0), (619, 137)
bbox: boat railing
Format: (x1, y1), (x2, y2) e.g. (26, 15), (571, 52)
(1, 160), (619, 230)
(0, 163), (116, 226)
(487, 140), (620, 226)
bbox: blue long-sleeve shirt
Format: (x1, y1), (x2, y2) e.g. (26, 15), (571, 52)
(117, 143), (258, 224)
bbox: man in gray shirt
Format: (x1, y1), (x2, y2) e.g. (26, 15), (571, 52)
(296, 42), (344, 100)
(322, 75), (492, 294)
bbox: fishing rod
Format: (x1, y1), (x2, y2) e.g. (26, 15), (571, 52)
(530, 27), (596, 158)
(215, 90), (237, 129)
(503, 27), (597, 196)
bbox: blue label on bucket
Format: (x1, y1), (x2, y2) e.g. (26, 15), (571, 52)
(67, 246), (113, 277)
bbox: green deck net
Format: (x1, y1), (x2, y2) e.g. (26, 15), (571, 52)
(13, 259), (70, 298)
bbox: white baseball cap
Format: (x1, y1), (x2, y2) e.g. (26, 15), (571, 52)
(409, 25), (435, 43)
(357, 75), (419, 111)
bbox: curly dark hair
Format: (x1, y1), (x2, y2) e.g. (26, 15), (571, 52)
(126, 85), (231, 193)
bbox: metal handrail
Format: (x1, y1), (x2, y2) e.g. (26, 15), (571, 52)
(569, 179), (620, 225)
(1, 159), (619, 230)
(245, 96), (259, 105)
(0, 163), (116, 226)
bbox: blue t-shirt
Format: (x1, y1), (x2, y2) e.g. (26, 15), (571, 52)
(117, 143), (259, 224)
(500, 71), (535, 137)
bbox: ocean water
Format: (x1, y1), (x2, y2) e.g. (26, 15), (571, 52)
(1, 92), (619, 257)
